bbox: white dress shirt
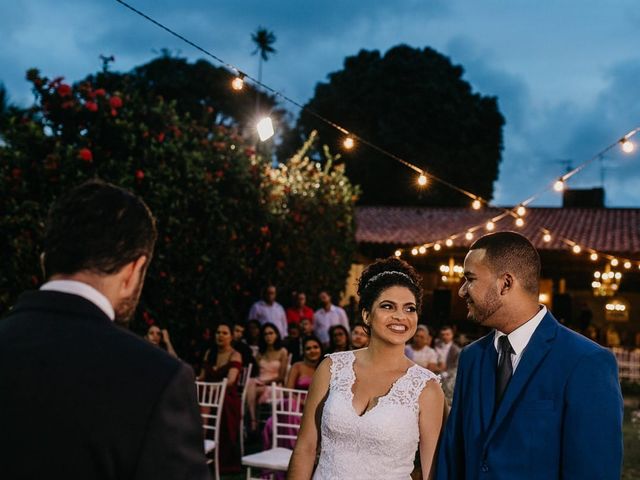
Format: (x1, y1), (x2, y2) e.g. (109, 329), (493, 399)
(494, 305), (547, 372)
(41, 280), (115, 321)
(313, 304), (350, 345)
(248, 300), (288, 338)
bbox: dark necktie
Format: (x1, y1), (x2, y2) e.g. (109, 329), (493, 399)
(495, 335), (514, 406)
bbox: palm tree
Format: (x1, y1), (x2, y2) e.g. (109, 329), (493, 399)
(251, 27), (277, 86)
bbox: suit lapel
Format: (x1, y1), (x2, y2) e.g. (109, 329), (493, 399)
(484, 312), (558, 448)
(479, 335), (498, 432)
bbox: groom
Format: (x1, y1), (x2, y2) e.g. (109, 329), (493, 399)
(0, 181), (209, 479)
(437, 231), (623, 479)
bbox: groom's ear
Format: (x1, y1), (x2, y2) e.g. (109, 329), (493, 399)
(499, 272), (514, 295)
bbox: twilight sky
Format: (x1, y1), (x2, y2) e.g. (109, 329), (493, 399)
(2, 0), (639, 206)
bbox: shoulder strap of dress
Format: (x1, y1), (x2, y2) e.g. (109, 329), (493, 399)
(326, 350), (356, 393)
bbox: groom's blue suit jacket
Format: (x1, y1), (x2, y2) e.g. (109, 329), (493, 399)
(436, 312), (623, 480)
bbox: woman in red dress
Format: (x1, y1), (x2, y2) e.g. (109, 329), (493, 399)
(200, 322), (243, 474)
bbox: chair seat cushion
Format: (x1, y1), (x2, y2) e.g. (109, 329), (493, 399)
(242, 447), (293, 470)
(204, 439), (216, 453)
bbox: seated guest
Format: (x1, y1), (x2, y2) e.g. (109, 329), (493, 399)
(405, 325), (440, 370)
(286, 336), (323, 390)
(199, 322), (242, 474)
(231, 321), (258, 377)
(300, 317), (314, 337)
(286, 292), (314, 326)
(145, 325), (178, 358)
(326, 324), (350, 354)
(245, 322), (289, 432)
(350, 322), (369, 349)
(284, 322), (304, 363)
(244, 319), (262, 357)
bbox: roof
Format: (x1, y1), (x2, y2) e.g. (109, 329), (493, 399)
(355, 206), (640, 254)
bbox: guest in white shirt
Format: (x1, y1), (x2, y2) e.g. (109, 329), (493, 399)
(433, 325), (460, 373)
(248, 285), (288, 338)
(313, 290), (350, 346)
(405, 325), (439, 370)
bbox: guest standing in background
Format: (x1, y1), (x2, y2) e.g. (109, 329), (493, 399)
(286, 291), (314, 327)
(248, 285), (288, 338)
(313, 290), (349, 347)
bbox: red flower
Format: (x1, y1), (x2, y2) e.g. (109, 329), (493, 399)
(260, 226), (270, 236)
(85, 101), (98, 112)
(215, 170), (224, 179)
(156, 132), (165, 143)
(78, 148), (93, 162)
(11, 168), (22, 180)
(109, 96), (123, 109)
(94, 88), (106, 97)
(57, 84), (72, 97)
(135, 169), (145, 181)
(245, 147), (256, 156)
(111, 108), (118, 117)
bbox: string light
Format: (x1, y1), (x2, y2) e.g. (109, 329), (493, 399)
(611, 258), (619, 267)
(516, 205), (526, 217)
(621, 139), (635, 153)
(433, 243), (442, 251)
(472, 199), (482, 210)
(590, 252), (598, 261)
(465, 231), (474, 241)
(231, 73), (245, 91)
(417, 174), (428, 187)
(445, 238), (454, 247)
(572, 244), (581, 254)
(543, 233), (552, 243)
(411, 248), (419, 256)
(257, 117), (275, 141)
(624, 261), (632, 269)
(553, 179), (565, 192)
(515, 217), (525, 227)
(418, 246), (427, 254)
(486, 221), (495, 231)
(394, 249), (402, 257)
(343, 136), (355, 150)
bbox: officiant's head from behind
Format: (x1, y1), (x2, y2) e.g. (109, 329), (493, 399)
(460, 231), (541, 334)
(357, 257), (424, 347)
(41, 180), (157, 324)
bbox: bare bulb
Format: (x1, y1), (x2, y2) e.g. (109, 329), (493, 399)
(418, 174), (428, 186)
(465, 231), (474, 241)
(572, 244), (581, 254)
(515, 217), (524, 227)
(418, 246), (427, 254)
(590, 253), (598, 261)
(433, 243), (441, 251)
(486, 221), (495, 231)
(543, 233), (552, 242)
(472, 199), (481, 210)
(394, 249), (402, 257)
(445, 238), (453, 247)
(554, 180), (565, 192)
(343, 137), (355, 150)
(621, 139), (635, 153)
(516, 206), (526, 216)
(231, 76), (244, 91)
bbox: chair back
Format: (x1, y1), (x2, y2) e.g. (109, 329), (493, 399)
(270, 383), (306, 449)
(238, 363), (253, 390)
(196, 379), (228, 439)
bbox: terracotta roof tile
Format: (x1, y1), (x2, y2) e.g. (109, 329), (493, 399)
(355, 206), (640, 254)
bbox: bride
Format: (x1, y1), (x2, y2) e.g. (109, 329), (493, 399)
(288, 257), (445, 479)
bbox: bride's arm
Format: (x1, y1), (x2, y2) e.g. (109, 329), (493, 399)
(287, 358), (331, 479)
(418, 380), (445, 480)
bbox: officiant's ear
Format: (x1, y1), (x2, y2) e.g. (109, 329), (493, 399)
(499, 272), (514, 295)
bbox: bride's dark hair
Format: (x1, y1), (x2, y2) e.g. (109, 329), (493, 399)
(357, 257), (423, 333)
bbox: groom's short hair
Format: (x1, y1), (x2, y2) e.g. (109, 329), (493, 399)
(470, 231), (540, 295)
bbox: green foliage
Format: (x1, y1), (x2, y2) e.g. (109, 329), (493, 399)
(0, 62), (358, 350)
(280, 45), (505, 206)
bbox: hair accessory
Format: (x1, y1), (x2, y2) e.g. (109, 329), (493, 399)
(364, 270), (415, 289)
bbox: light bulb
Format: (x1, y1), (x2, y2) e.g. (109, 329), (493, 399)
(611, 258), (619, 267)
(418, 174), (428, 186)
(516, 205), (526, 217)
(418, 246), (427, 254)
(486, 221), (495, 231)
(624, 261), (632, 269)
(615, 272), (622, 280)
(590, 253), (598, 261)
(343, 136), (355, 150)
(621, 139), (635, 153)
(411, 248), (418, 256)
(594, 271), (601, 279)
(572, 244), (581, 254)
(257, 117), (275, 141)
(543, 233), (551, 242)
(554, 180), (565, 192)
(433, 243), (441, 251)
(472, 199), (482, 210)
(515, 217), (524, 227)
(445, 238), (453, 247)
(394, 249), (402, 257)
(231, 76), (245, 91)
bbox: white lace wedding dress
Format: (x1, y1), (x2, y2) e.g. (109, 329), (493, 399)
(313, 350), (439, 479)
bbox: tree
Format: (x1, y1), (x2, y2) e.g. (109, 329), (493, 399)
(251, 27), (277, 85)
(0, 63), (358, 353)
(281, 45), (505, 206)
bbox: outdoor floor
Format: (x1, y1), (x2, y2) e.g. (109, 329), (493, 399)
(218, 401), (640, 480)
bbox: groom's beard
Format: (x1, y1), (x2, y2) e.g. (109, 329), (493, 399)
(468, 286), (503, 326)
(114, 276), (145, 326)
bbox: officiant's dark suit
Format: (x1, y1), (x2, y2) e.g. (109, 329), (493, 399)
(0, 181), (209, 480)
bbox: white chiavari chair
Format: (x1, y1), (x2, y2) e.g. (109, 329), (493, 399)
(196, 379), (227, 480)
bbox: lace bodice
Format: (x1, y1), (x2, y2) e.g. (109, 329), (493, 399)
(313, 350), (439, 480)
